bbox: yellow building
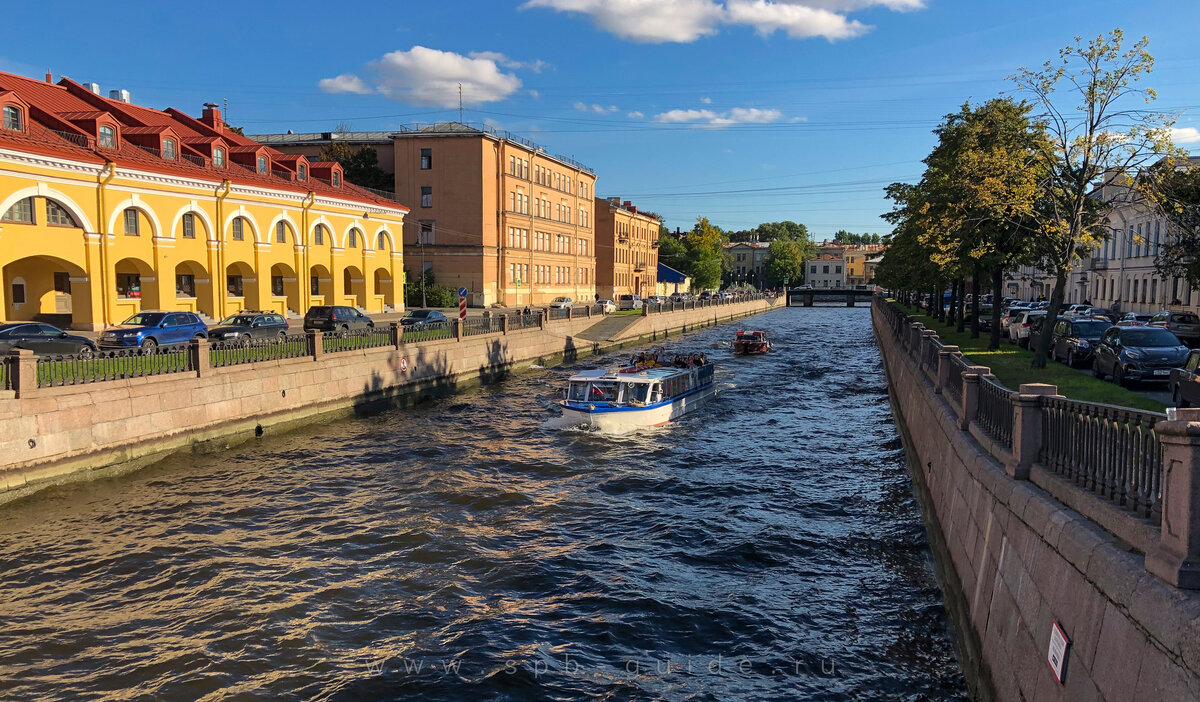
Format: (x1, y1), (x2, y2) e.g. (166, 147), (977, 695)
(595, 198), (658, 299)
(0, 71), (407, 330)
(842, 244), (885, 285)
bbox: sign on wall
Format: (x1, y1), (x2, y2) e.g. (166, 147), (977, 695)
(1047, 620), (1070, 684)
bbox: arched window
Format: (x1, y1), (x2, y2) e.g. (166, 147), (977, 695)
(347, 229), (358, 248)
(232, 217), (245, 241)
(313, 224), (325, 246)
(298, 164), (307, 181)
(1, 197), (34, 223)
(2, 105), (22, 131)
(213, 147), (225, 167)
(99, 125), (116, 149)
(276, 221), (287, 243)
(46, 199), (77, 227)
(256, 155), (267, 174)
(377, 232), (388, 250)
(162, 138), (176, 159)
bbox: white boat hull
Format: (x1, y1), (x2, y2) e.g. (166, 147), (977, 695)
(560, 383), (716, 431)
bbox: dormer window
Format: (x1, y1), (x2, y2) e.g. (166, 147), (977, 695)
(163, 138), (176, 160)
(99, 125), (115, 149)
(298, 164), (307, 181)
(257, 155), (267, 174)
(2, 105), (22, 131)
(214, 147), (225, 167)
(332, 171), (341, 187)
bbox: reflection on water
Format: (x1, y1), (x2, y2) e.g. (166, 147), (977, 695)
(0, 306), (966, 701)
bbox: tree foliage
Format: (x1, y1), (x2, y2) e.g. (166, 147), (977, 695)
(317, 143), (395, 191)
(682, 217), (729, 290)
(764, 238), (807, 286)
(1141, 161), (1200, 287)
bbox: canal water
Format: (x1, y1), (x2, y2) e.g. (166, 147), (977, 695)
(0, 306), (967, 701)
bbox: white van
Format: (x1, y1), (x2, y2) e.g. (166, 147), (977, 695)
(617, 294), (642, 310)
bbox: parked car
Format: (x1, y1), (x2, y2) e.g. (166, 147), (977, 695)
(1008, 309), (1046, 347)
(1063, 304), (1091, 318)
(964, 304), (994, 331)
(400, 309), (448, 326)
(1047, 317), (1113, 367)
(1000, 303), (1031, 332)
(1026, 315), (1062, 355)
(549, 297), (573, 309)
(595, 299), (617, 314)
(1092, 326), (1189, 386)
(1169, 350), (1200, 407)
(99, 311), (207, 350)
(1082, 307), (1116, 323)
(617, 294), (642, 310)
(646, 295), (668, 306)
(208, 311), (290, 345)
(669, 292), (691, 303)
(303, 305), (374, 333)
(698, 291), (713, 301)
(0, 322), (98, 357)
(1149, 310), (1200, 346)
(1117, 313), (1154, 327)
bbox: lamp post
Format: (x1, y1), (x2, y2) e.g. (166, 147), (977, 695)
(420, 237), (427, 308)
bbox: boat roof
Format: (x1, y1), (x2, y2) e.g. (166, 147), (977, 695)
(566, 366), (690, 382)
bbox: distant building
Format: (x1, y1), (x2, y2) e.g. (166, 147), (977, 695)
(724, 242), (770, 288)
(655, 262), (690, 296)
(807, 254), (845, 288)
(595, 197), (658, 299)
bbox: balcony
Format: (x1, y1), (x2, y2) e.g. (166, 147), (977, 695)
(650, 240), (659, 248)
(634, 262), (646, 272)
(618, 235), (629, 243)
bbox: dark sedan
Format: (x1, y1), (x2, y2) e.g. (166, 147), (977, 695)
(1092, 326), (1189, 386)
(1169, 350), (1200, 407)
(401, 309), (448, 326)
(0, 323), (97, 357)
(1048, 318), (1112, 367)
(208, 312), (290, 345)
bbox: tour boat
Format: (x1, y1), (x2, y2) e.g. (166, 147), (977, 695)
(559, 349), (716, 430)
(732, 330), (772, 355)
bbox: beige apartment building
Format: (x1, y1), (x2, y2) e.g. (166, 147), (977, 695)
(595, 198), (659, 300)
(254, 123), (597, 307)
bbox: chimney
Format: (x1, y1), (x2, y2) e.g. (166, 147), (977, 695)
(109, 89), (130, 103)
(201, 103), (224, 131)
(623, 200), (632, 208)
(84, 82), (101, 95)
(45, 70), (52, 84)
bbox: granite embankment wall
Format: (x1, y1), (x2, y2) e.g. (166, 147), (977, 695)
(0, 298), (779, 499)
(874, 299), (1200, 701)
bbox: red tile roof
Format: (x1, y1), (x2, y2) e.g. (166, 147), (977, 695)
(0, 70), (406, 214)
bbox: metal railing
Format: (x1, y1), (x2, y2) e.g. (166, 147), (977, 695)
(548, 307), (571, 321)
(977, 375), (1014, 448)
(509, 313), (541, 331)
(401, 320), (454, 342)
(462, 316), (500, 337)
(35, 347), (193, 387)
(946, 355), (967, 406)
(1041, 397), (1164, 522)
(322, 327), (393, 353)
(210, 335), (308, 367)
(47, 128), (94, 148)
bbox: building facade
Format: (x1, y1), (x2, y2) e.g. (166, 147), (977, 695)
(0, 71), (407, 330)
(843, 244), (884, 285)
(724, 242), (769, 288)
(595, 198), (658, 299)
(806, 254), (845, 288)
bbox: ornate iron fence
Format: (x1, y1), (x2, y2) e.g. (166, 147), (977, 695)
(977, 375), (1014, 448)
(211, 335), (309, 367)
(36, 347), (193, 387)
(401, 321), (454, 342)
(945, 354), (967, 406)
(322, 327), (393, 353)
(462, 316), (500, 337)
(1041, 397), (1164, 522)
(547, 307), (571, 321)
(509, 313), (541, 331)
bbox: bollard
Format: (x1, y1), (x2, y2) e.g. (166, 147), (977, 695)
(908, 322), (925, 354)
(307, 329), (323, 360)
(454, 317), (463, 341)
(1006, 384), (1059, 479)
(936, 345), (961, 394)
(500, 314), (509, 335)
(959, 366), (988, 431)
(389, 322), (402, 348)
(11, 349), (37, 398)
(189, 337), (211, 378)
(1147, 407), (1200, 589)
(919, 330), (936, 372)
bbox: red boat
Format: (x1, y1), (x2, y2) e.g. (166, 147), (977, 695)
(732, 330), (772, 355)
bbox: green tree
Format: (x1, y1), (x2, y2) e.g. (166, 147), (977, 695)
(657, 229), (688, 272)
(1142, 161), (1200, 289)
(764, 238), (807, 287)
(682, 217), (728, 290)
(405, 270), (456, 308)
(756, 221), (809, 242)
(318, 142), (394, 191)
(1012, 29), (1178, 367)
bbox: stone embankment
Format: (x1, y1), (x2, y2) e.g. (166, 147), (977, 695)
(0, 297), (780, 501)
(875, 296), (1200, 701)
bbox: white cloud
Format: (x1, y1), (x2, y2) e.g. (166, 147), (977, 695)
(574, 102), (619, 113)
(357, 46), (522, 108)
(725, 0), (869, 40)
(1171, 127), (1200, 145)
(701, 97), (713, 104)
(522, 0), (920, 43)
(529, 89), (542, 99)
(628, 110), (645, 119)
(654, 106), (783, 126)
(318, 74), (373, 95)
(521, 0), (724, 43)
(468, 51), (549, 73)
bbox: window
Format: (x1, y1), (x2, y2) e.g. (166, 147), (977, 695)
(163, 138), (176, 160)
(116, 273), (141, 298)
(2, 197), (35, 224)
(227, 274), (244, 297)
(213, 147), (225, 167)
(182, 213), (196, 239)
(378, 232), (389, 250)
(276, 221), (287, 243)
(11, 282), (25, 304)
(314, 224), (325, 245)
(420, 148), (432, 169)
(124, 208), (140, 235)
(348, 229), (358, 248)
(332, 171), (341, 187)
(822, 265), (829, 274)
(298, 163), (307, 181)
(418, 220), (435, 245)
(99, 125), (116, 149)
(271, 275), (285, 296)
(311, 275), (321, 295)
(2, 105), (22, 131)
(257, 155), (268, 174)
(40, 199), (74, 227)
(176, 274), (195, 298)
(54, 272), (71, 294)
(232, 217), (244, 241)
(421, 186), (432, 207)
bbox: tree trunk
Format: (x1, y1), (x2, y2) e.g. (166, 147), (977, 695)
(970, 264), (982, 339)
(956, 278), (967, 333)
(947, 280), (957, 326)
(989, 264), (1004, 350)
(1032, 269), (1069, 368)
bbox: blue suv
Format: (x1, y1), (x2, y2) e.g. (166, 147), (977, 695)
(99, 311), (208, 351)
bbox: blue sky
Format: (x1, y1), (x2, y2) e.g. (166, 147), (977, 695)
(4, 1), (1200, 238)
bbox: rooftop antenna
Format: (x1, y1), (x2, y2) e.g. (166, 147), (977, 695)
(458, 83), (463, 124)
(223, 97), (228, 124)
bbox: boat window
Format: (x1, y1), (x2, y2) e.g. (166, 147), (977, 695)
(626, 383), (650, 404)
(588, 382), (617, 402)
(568, 382), (587, 402)
(650, 383), (662, 403)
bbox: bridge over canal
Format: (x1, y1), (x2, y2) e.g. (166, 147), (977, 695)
(787, 287), (877, 307)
